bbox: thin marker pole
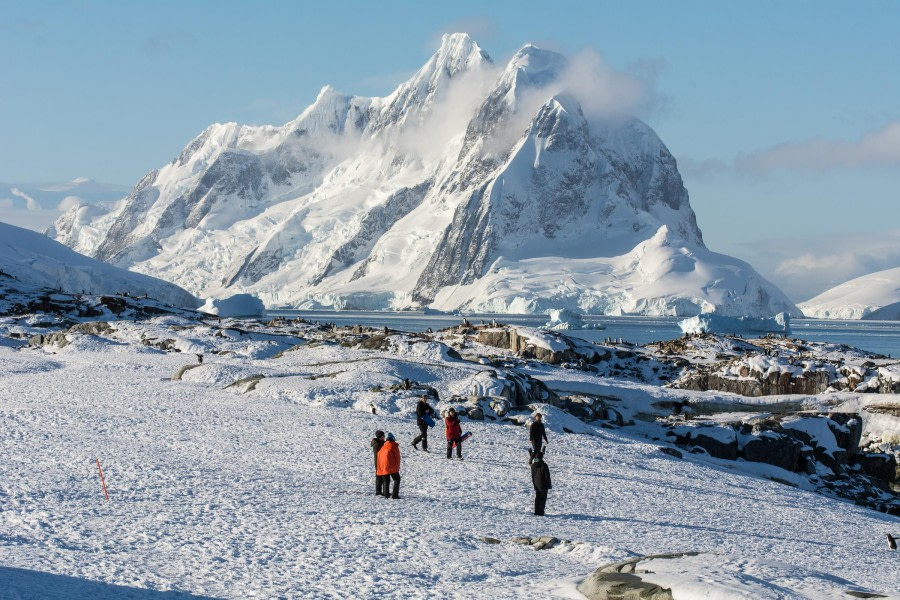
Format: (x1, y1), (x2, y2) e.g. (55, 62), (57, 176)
(96, 458), (110, 502)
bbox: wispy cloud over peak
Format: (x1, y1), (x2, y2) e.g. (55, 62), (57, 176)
(682, 122), (900, 179)
(736, 121), (900, 173)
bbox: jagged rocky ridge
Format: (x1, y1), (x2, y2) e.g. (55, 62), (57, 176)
(50, 34), (798, 318)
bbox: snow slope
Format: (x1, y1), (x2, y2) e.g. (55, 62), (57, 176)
(0, 221), (199, 308)
(50, 34), (798, 319)
(800, 266), (900, 319)
(0, 319), (898, 598)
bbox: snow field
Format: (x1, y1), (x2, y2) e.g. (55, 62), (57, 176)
(1, 339), (899, 598)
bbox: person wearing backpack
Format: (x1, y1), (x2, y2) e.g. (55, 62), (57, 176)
(444, 408), (464, 460)
(412, 395), (436, 451)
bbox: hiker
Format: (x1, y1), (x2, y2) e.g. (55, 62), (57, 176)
(370, 430), (385, 496)
(444, 408), (463, 460)
(530, 451), (552, 516)
(529, 412), (548, 456)
(412, 395), (435, 452)
(376, 432), (401, 499)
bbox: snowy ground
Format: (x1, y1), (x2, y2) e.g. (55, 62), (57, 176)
(1, 323), (900, 598)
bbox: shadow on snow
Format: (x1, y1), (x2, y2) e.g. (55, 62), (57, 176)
(0, 565), (221, 600)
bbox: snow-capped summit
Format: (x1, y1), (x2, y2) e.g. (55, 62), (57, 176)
(50, 34), (799, 317)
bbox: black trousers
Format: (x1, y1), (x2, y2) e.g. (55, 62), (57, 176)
(412, 422), (429, 450)
(378, 473), (400, 498)
(446, 438), (462, 458)
(534, 490), (548, 516)
(375, 474), (383, 496)
(531, 441), (544, 455)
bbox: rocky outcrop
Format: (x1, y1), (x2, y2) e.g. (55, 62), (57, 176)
(852, 453), (898, 483)
(663, 414), (900, 514)
(578, 553), (699, 600)
(667, 425), (737, 460)
(741, 433), (803, 472)
(678, 369), (831, 396)
(476, 327), (609, 365)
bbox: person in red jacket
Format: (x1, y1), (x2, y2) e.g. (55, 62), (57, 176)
(445, 408), (464, 460)
(376, 432), (401, 499)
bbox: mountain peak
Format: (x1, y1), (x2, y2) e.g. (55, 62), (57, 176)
(367, 33), (492, 131)
(507, 44), (566, 80)
(434, 33), (492, 73)
(51, 37), (798, 318)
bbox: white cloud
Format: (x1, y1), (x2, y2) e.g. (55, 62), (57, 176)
(731, 229), (900, 302)
(57, 195), (83, 211)
(11, 187), (39, 210)
(554, 48), (650, 121)
(682, 122), (900, 179)
(736, 121), (900, 173)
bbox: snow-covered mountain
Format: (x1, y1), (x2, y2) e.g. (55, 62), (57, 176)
(51, 34), (798, 317)
(800, 266), (900, 319)
(0, 178), (127, 231)
(0, 221), (198, 308)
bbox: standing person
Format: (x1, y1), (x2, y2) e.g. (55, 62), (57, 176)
(530, 451), (552, 516)
(444, 408), (463, 460)
(370, 430), (385, 496)
(376, 432), (401, 499)
(529, 412), (549, 456)
(411, 395), (436, 452)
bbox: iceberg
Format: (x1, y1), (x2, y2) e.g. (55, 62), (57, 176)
(200, 294), (265, 318)
(679, 312), (791, 336)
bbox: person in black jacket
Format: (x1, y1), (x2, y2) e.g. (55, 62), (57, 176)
(371, 430), (385, 495)
(529, 412), (548, 456)
(530, 451), (552, 516)
(411, 395), (435, 452)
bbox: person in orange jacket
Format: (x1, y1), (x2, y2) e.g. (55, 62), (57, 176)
(376, 432), (401, 499)
(445, 408), (464, 460)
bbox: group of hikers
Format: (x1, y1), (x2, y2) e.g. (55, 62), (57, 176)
(370, 394), (553, 516)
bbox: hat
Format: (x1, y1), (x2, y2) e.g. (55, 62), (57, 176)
(375, 430), (385, 438)
(386, 432), (396, 441)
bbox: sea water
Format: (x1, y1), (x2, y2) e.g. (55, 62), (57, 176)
(266, 310), (900, 358)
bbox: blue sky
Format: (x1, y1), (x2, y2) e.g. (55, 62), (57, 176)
(1, 0), (898, 300)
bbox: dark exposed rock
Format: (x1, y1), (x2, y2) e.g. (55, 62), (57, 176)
(678, 369), (831, 396)
(852, 453), (898, 483)
(741, 433), (803, 472)
(659, 447), (683, 459)
(28, 332), (70, 348)
(667, 425), (737, 460)
(827, 413), (862, 456)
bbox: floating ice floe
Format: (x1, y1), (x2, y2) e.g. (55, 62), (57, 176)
(679, 312), (791, 336)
